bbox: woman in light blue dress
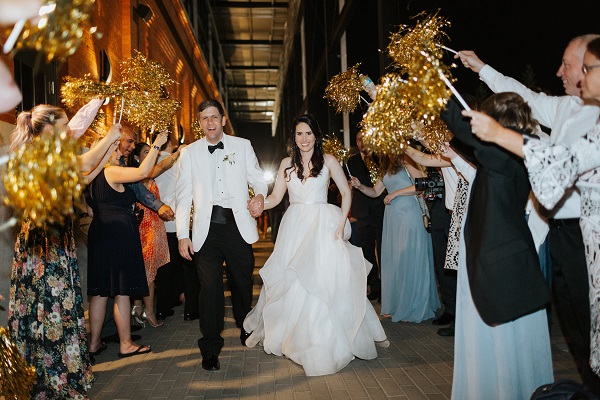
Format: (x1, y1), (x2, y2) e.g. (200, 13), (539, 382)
(352, 155), (439, 322)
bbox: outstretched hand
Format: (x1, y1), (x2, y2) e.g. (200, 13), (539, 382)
(455, 50), (486, 73)
(461, 110), (502, 142)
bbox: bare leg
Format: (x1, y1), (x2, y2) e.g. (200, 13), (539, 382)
(114, 295), (150, 354)
(142, 281), (163, 327)
(89, 295), (109, 352)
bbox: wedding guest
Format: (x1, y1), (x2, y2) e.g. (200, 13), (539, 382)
(86, 131), (168, 359)
(244, 114), (388, 376)
(442, 93), (552, 399)
(456, 34), (600, 391)
(346, 131), (385, 302)
(176, 99), (267, 371)
(352, 154), (440, 323)
(463, 35), (600, 384)
(129, 141), (181, 327)
(8, 103), (119, 399)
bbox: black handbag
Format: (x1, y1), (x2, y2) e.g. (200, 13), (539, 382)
(530, 379), (598, 400)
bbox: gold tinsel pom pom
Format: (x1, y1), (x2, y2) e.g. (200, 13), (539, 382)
(3, 127), (82, 227)
(0, 327), (37, 399)
(403, 47), (453, 123)
(364, 155), (382, 185)
(61, 75), (116, 109)
(322, 134), (350, 164)
(386, 10), (450, 70)
(324, 63), (364, 114)
(15, 0), (97, 63)
(191, 120), (205, 141)
(360, 73), (415, 157)
(414, 118), (453, 155)
(120, 51), (175, 94)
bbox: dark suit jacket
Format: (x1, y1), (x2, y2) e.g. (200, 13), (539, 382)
(442, 97), (550, 325)
(347, 154), (385, 221)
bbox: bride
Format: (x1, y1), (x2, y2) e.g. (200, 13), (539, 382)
(243, 114), (388, 376)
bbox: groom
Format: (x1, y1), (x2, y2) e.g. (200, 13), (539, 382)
(176, 99), (267, 371)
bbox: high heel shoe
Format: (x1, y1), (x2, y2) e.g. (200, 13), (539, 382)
(131, 305), (145, 326)
(142, 310), (164, 328)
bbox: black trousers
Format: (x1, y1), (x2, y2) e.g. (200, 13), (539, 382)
(194, 220), (254, 356)
(155, 232), (185, 313)
(353, 218), (382, 293)
(430, 199), (456, 315)
(550, 219), (600, 393)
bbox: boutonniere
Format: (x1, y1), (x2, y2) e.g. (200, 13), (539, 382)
(223, 152), (236, 165)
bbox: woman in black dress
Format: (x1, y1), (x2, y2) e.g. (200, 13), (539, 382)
(87, 131), (168, 358)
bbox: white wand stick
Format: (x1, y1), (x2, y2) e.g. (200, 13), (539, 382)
(435, 43), (458, 55)
(438, 70), (471, 111)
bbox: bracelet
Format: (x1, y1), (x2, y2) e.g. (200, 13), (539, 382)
(152, 145), (160, 151)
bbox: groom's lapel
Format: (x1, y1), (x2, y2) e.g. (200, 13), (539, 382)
(196, 140), (213, 188)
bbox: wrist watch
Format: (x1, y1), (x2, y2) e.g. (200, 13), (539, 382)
(152, 145), (160, 150)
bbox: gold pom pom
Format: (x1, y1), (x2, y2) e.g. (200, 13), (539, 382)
(360, 73), (415, 158)
(363, 155), (382, 185)
(0, 327), (37, 399)
(14, 0), (98, 63)
(61, 75), (117, 109)
(324, 63), (364, 114)
(120, 51), (175, 94)
(386, 10), (450, 70)
(322, 134), (350, 164)
(3, 126), (82, 227)
(191, 120), (205, 141)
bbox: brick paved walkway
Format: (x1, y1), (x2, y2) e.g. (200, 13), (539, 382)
(87, 238), (580, 399)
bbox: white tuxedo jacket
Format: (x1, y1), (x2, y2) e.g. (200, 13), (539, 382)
(175, 135), (268, 251)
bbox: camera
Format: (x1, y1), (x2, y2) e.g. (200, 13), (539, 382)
(415, 170), (444, 201)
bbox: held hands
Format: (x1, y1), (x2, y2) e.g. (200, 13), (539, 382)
(455, 50), (485, 73)
(461, 110), (502, 142)
(178, 238), (194, 261)
(247, 194), (265, 218)
(158, 204), (175, 221)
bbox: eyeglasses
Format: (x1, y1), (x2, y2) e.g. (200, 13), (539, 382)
(582, 64), (600, 74)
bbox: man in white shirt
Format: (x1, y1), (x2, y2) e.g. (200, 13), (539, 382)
(456, 33), (600, 391)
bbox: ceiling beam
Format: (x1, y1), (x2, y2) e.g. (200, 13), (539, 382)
(212, 1), (288, 8)
(231, 84), (277, 89)
(227, 65), (279, 71)
(222, 39), (284, 46)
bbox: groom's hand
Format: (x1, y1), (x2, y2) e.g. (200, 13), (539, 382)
(178, 238), (194, 261)
(248, 194), (264, 217)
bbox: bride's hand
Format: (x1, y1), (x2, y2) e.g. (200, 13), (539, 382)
(334, 224), (344, 240)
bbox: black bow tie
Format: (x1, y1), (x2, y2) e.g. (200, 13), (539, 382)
(208, 142), (224, 154)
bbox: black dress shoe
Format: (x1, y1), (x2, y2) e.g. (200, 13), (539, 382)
(437, 321), (455, 337)
(156, 309), (175, 320)
(202, 354), (220, 371)
(101, 333), (142, 344)
(240, 329), (252, 346)
(432, 311), (454, 326)
(184, 313), (199, 321)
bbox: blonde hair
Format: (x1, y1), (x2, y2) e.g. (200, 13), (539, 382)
(10, 104), (65, 153)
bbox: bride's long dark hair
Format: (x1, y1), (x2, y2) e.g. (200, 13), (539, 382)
(285, 114), (325, 181)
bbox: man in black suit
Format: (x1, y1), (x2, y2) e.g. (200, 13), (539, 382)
(347, 132), (385, 301)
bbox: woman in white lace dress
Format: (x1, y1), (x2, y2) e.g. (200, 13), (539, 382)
(463, 37), (600, 375)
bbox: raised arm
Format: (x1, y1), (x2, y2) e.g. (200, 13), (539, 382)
(405, 145), (452, 167)
(104, 132), (168, 184)
(462, 109), (525, 157)
(79, 123), (122, 173)
(351, 176), (385, 198)
(325, 154), (352, 240)
(148, 145), (184, 179)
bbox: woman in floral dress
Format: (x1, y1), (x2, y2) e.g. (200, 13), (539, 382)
(8, 102), (121, 399)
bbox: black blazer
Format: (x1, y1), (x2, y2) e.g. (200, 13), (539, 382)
(442, 97), (550, 325)
(347, 154), (385, 221)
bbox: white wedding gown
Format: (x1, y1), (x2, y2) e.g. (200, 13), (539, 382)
(243, 164), (388, 376)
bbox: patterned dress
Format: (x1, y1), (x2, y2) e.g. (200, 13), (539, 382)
(138, 179), (169, 284)
(8, 219), (93, 399)
(523, 124), (600, 374)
